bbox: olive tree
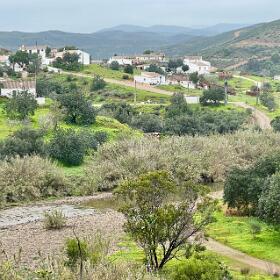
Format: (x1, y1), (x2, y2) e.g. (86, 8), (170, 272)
(117, 171), (217, 271)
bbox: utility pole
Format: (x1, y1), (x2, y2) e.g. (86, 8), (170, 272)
(224, 79), (228, 105)
(134, 80), (137, 103)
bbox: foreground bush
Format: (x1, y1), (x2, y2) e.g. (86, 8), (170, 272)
(0, 156), (68, 204)
(85, 131), (280, 191)
(43, 210), (67, 230)
(171, 254), (231, 280)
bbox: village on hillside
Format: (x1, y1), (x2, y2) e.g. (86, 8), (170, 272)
(0, 44), (218, 103)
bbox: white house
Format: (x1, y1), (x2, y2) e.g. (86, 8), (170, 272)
(166, 74), (196, 89)
(0, 80), (36, 98)
(135, 53), (166, 64)
(108, 56), (134, 66)
(183, 56), (211, 75)
(55, 49), (91, 65)
(134, 72), (166, 85)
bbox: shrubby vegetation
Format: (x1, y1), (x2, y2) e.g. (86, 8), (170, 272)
(0, 128), (45, 159)
(53, 52), (83, 71)
(0, 156), (68, 205)
(117, 171), (217, 271)
(224, 153), (280, 223)
(4, 91), (37, 120)
(85, 131), (280, 191)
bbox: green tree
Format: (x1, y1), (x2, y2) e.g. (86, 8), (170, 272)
(48, 129), (86, 166)
(260, 92), (276, 111)
(146, 64), (164, 75)
(200, 88), (225, 105)
(91, 76), (106, 91)
(168, 59), (183, 70)
(182, 65), (190, 72)
(58, 93), (96, 125)
(131, 114), (163, 133)
(258, 172), (280, 224)
(53, 52), (82, 71)
(0, 128), (45, 159)
(99, 102), (135, 124)
(9, 51), (30, 70)
(166, 93), (189, 118)
(189, 72), (199, 84)
(271, 116), (280, 132)
(110, 61), (120, 71)
(123, 65), (134, 74)
(143, 50), (152, 54)
(116, 171), (216, 271)
(4, 91), (37, 120)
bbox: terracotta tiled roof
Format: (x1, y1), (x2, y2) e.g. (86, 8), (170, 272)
(1, 80), (36, 89)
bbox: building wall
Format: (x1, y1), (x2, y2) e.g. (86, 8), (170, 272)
(134, 75), (166, 85)
(1, 88), (36, 98)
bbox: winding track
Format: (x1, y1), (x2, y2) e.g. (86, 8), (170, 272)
(0, 193), (279, 274)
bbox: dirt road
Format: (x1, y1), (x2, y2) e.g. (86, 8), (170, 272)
(232, 102), (271, 129)
(59, 70), (174, 96)
(0, 194), (279, 274)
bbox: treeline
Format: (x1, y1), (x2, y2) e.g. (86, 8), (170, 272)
(98, 93), (250, 136)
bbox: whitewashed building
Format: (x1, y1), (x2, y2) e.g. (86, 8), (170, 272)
(0, 55), (9, 65)
(55, 49), (91, 65)
(0, 80), (36, 98)
(166, 74), (196, 89)
(134, 72), (166, 85)
(183, 56), (211, 75)
(108, 56), (134, 66)
(135, 53), (166, 64)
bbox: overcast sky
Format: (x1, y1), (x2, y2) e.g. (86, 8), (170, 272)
(1, 0), (280, 33)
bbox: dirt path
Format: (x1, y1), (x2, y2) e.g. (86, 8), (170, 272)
(206, 239), (280, 274)
(1, 193), (280, 274)
(232, 101), (271, 129)
(58, 70), (174, 96)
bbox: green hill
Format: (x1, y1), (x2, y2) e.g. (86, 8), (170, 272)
(165, 19), (280, 76)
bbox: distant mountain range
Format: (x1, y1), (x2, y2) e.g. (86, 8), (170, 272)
(0, 23), (249, 59)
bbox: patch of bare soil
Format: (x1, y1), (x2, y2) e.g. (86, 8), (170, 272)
(0, 210), (124, 267)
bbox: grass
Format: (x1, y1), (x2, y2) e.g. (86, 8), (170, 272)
(111, 236), (276, 280)
(158, 84), (203, 96)
(82, 64), (140, 80)
(207, 211), (280, 265)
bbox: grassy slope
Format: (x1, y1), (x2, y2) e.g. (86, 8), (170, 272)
(207, 211), (280, 265)
(82, 64), (141, 80)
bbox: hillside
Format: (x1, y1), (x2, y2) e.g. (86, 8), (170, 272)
(165, 19), (280, 75)
(0, 30), (194, 59)
(0, 23), (248, 59)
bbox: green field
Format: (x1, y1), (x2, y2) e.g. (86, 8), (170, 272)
(207, 211), (280, 265)
(82, 64), (140, 80)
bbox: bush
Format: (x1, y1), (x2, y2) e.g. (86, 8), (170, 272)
(260, 92), (276, 111)
(122, 74), (129, 80)
(58, 93), (96, 125)
(123, 65), (134, 74)
(271, 116), (280, 132)
(4, 91), (37, 120)
(48, 129), (86, 166)
(0, 128), (45, 159)
(171, 254), (231, 280)
(250, 222), (262, 239)
(43, 210), (66, 230)
(258, 172), (280, 224)
(131, 113), (163, 133)
(200, 88), (225, 105)
(0, 156), (67, 204)
(91, 76), (106, 91)
(110, 61), (120, 71)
